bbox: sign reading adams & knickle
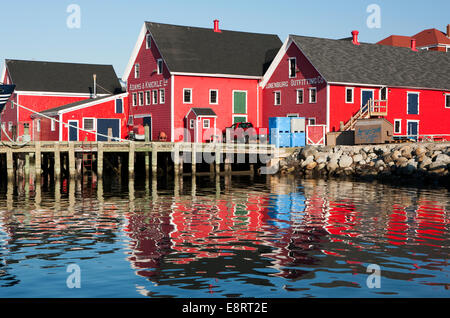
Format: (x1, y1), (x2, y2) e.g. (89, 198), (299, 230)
(129, 79), (169, 91)
(266, 76), (325, 89)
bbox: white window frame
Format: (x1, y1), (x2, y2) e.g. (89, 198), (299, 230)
(406, 120), (420, 136)
(132, 92), (137, 106)
(134, 63), (140, 79)
(8, 121), (12, 131)
(146, 34), (152, 49)
(274, 91), (281, 106)
(445, 93), (450, 109)
(296, 89), (304, 104)
(189, 119), (195, 129)
(394, 119), (401, 134)
(138, 92), (144, 106)
(203, 119), (210, 129)
(183, 88), (193, 104)
(309, 87), (317, 103)
(209, 89), (219, 105)
(380, 87), (388, 101)
(128, 116), (134, 126)
(145, 91), (151, 105)
(345, 87), (354, 103)
(83, 117), (96, 131)
(36, 119), (41, 132)
(307, 118), (316, 125)
(157, 59), (163, 75)
(288, 57), (297, 78)
(152, 90), (158, 104)
(51, 118), (56, 131)
(159, 89), (165, 104)
(407, 92), (420, 115)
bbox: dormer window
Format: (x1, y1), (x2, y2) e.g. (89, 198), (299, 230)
(146, 34), (152, 49)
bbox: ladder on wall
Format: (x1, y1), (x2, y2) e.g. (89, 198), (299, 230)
(342, 99), (388, 131)
(81, 140), (94, 174)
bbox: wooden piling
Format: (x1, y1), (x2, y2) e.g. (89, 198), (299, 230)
(35, 142), (42, 179)
(152, 143), (158, 176)
(54, 143), (61, 180)
(191, 143), (197, 175)
(97, 143), (103, 178)
(129, 142), (135, 178)
(6, 149), (14, 181)
(215, 145), (221, 175)
(173, 148), (180, 176)
(68, 142), (75, 178)
(24, 153), (30, 181)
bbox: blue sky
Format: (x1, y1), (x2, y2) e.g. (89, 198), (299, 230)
(1, 0), (449, 78)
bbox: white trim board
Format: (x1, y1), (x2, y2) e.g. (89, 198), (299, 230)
(55, 93), (128, 115)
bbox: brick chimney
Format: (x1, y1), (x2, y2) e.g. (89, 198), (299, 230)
(352, 30), (360, 45)
(411, 38), (418, 51)
(447, 24), (450, 37)
(213, 19), (221, 33)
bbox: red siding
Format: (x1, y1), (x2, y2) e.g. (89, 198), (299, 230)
(262, 42), (327, 128)
(126, 31), (171, 141)
(173, 75), (260, 142)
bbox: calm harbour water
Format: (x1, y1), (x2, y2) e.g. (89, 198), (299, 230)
(0, 174), (448, 298)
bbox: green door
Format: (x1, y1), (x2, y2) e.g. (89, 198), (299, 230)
(233, 91), (247, 114)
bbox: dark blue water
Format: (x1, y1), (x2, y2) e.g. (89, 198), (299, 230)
(0, 176), (448, 298)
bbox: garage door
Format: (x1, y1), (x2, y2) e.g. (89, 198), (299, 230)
(97, 119), (120, 141)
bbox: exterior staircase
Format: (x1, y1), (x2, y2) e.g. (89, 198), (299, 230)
(343, 99), (388, 131)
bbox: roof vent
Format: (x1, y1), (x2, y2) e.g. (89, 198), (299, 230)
(213, 19), (221, 33)
(351, 30), (360, 45)
(411, 39), (418, 51)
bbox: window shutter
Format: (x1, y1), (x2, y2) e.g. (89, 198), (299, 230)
(233, 91), (247, 114)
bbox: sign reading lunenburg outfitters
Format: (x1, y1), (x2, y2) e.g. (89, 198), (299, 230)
(129, 79), (169, 91)
(266, 76), (325, 89)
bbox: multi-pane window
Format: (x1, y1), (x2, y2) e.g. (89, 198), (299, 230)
(274, 91), (281, 105)
(190, 119), (195, 129)
(134, 63), (140, 79)
(159, 89), (165, 104)
(380, 87), (388, 101)
(146, 34), (152, 49)
(394, 119), (401, 134)
(446, 94), (450, 108)
(184, 89), (192, 103)
(83, 118), (94, 131)
(309, 88), (317, 103)
(145, 91), (151, 105)
(296, 89), (304, 104)
(152, 90), (158, 104)
(157, 59), (163, 75)
(138, 92), (144, 106)
(210, 90), (218, 104)
(203, 119), (210, 129)
(289, 58), (296, 78)
(346, 88), (354, 103)
(51, 119), (56, 131)
(132, 93), (137, 106)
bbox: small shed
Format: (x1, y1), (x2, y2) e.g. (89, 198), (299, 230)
(185, 108), (217, 143)
(354, 118), (393, 145)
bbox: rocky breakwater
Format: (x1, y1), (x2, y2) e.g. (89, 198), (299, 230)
(278, 143), (450, 185)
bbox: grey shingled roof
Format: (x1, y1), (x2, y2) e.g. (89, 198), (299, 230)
(290, 35), (450, 90)
(6, 59), (123, 94)
(146, 22), (282, 77)
(190, 107), (217, 117)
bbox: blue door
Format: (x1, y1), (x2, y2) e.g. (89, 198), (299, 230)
(97, 119), (120, 141)
(68, 121), (78, 141)
(361, 90), (373, 112)
(407, 121), (418, 137)
(407, 93), (419, 115)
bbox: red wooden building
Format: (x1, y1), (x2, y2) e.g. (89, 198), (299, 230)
(1, 59), (125, 141)
(261, 31), (450, 139)
(122, 21), (282, 142)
